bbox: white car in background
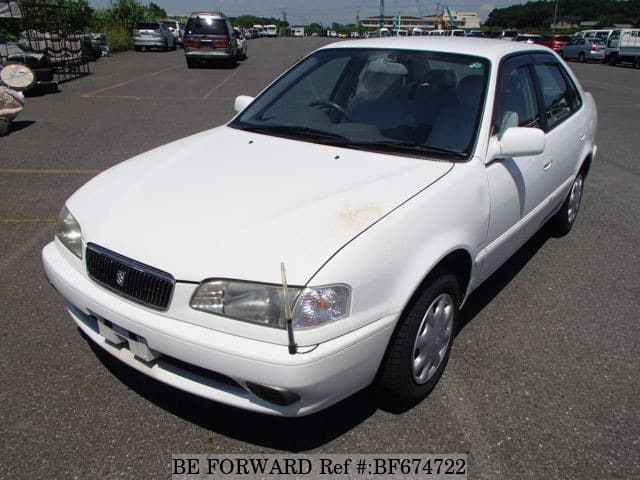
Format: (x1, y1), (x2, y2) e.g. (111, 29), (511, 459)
(233, 27), (248, 60)
(161, 20), (186, 46)
(43, 38), (597, 417)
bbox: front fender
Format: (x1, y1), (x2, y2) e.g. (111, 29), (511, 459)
(309, 157), (491, 337)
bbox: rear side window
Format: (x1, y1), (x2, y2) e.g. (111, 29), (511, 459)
(533, 62), (581, 130)
(135, 23), (159, 30)
(186, 17), (228, 36)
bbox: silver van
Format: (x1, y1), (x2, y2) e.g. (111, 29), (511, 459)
(183, 12), (237, 68)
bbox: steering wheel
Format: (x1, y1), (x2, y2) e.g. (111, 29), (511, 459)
(308, 100), (352, 122)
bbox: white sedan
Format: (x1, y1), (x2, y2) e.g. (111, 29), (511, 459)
(43, 38), (597, 416)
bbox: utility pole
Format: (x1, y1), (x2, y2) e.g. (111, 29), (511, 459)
(282, 8), (287, 24)
(552, 0), (559, 32)
(379, 0), (385, 28)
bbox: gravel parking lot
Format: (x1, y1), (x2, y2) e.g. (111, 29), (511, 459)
(1, 37), (639, 479)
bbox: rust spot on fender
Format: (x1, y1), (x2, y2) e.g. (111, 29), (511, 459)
(338, 205), (385, 232)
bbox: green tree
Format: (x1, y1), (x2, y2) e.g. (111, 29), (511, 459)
(144, 2), (166, 20)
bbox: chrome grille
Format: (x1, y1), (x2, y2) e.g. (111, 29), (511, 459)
(85, 243), (175, 310)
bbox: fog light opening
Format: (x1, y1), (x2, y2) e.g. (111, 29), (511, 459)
(245, 382), (300, 406)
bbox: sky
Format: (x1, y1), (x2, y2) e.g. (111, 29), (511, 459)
(88, 1), (520, 25)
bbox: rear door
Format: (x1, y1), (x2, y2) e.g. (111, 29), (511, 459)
(531, 53), (585, 200)
(185, 16), (229, 52)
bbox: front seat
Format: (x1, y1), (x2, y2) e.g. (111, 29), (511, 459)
(427, 75), (484, 152)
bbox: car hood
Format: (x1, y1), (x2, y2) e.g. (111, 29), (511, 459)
(68, 126), (453, 285)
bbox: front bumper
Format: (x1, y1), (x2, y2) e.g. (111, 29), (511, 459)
(42, 242), (397, 416)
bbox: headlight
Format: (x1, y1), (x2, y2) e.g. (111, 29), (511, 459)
(55, 206), (83, 259)
(190, 280), (350, 329)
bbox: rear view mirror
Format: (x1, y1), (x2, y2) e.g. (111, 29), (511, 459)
(498, 127), (546, 157)
(234, 95), (254, 113)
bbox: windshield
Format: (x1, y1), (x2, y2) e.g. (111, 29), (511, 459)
(230, 48), (489, 158)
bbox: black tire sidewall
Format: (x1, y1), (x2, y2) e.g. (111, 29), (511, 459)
(378, 274), (460, 407)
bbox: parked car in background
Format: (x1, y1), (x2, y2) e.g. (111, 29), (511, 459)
(513, 34), (542, 43)
(233, 27), (247, 60)
(183, 12), (237, 68)
(605, 28), (640, 67)
(498, 30), (518, 40)
(43, 38), (597, 417)
(133, 22), (176, 51)
(574, 29), (612, 41)
(263, 24), (278, 37)
(560, 38), (605, 62)
(161, 20), (186, 46)
(539, 34), (573, 52)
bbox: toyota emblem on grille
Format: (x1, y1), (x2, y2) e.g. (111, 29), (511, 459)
(116, 269), (127, 287)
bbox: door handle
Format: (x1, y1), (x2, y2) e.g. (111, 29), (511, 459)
(543, 158), (552, 171)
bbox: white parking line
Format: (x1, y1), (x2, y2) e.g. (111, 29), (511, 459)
(81, 65), (181, 98)
(202, 69), (241, 99)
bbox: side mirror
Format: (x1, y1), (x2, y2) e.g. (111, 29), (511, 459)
(495, 127), (546, 158)
(234, 95), (254, 113)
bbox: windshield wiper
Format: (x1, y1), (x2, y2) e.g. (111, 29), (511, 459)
(235, 124), (347, 141)
(335, 140), (468, 159)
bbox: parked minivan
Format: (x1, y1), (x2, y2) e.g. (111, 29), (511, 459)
(183, 12), (237, 68)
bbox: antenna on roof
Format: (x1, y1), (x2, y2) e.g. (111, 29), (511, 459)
(281, 262), (297, 355)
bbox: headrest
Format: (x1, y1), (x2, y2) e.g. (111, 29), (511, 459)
(457, 75), (484, 109)
(430, 68), (457, 89)
(366, 61), (408, 76)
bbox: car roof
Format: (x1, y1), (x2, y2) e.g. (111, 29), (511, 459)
(319, 37), (552, 61)
(189, 12), (228, 18)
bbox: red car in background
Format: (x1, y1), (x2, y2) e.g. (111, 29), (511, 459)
(538, 34), (573, 51)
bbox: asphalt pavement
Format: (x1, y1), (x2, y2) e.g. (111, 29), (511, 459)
(1, 38), (638, 479)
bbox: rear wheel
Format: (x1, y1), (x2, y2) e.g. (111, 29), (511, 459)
(134, 46), (142, 52)
(608, 54), (618, 66)
(634, 57), (640, 69)
(578, 52), (586, 62)
(377, 274), (459, 409)
(163, 39), (168, 51)
(551, 171), (585, 237)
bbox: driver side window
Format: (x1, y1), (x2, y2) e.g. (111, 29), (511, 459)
(495, 62), (541, 138)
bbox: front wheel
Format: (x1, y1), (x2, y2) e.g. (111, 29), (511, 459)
(377, 274), (459, 409)
(551, 171), (584, 237)
(578, 52), (586, 62)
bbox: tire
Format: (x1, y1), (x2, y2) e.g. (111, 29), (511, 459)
(163, 39), (168, 52)
(578, 52), (586, 63)
(551, 171), (585, 237)
(377, 274), (460, 410)
(608, 54), (618, 66)
(186, 58), (196, 69)
(634, 57), (640, 69)
(134, 46), (142, 52)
